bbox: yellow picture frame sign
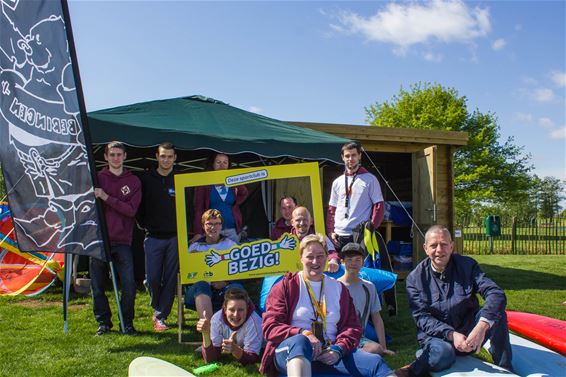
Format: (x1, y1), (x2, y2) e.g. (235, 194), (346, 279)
(175, 162), (325, 284)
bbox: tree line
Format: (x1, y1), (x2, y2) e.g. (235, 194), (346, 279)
(366, 82), (565, 223)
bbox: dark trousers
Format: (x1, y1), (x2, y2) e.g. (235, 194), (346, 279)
(411, 312), (513, 376)
(90, 244), (136, 327)
(335, 235), (354, 251)
(144, 236), (179, 320)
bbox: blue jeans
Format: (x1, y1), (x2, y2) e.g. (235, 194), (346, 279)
(184, 280), (243, 311)
(274, 334), (392, 377)
(90, 244), (136, 327)
(144, 236), (179, 320)
(410, 313), (513, 376)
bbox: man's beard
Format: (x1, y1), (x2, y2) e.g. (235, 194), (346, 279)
(346, 162), (360, 172)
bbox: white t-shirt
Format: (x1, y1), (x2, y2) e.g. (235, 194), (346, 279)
(291, 276), (342, 342)
(210, 308), (263, 355)
(342, 278), (381, 328)
(189, 237), (236, 254)
(329, 172), (383, 236)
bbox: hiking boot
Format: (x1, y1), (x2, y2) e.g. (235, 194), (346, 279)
(95, 324), (111, 336)
(123, 325), (137, 335)
(153, 318), (169, 332)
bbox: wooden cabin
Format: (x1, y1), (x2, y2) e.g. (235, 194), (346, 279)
(292, 122), (468, 271)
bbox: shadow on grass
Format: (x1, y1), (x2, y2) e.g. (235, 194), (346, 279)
(108, 331), (193, 354)
(478, 264), (566, 291)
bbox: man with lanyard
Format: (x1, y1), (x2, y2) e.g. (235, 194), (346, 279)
(137, 142), (179, 332)
(327, 142), (385, 251)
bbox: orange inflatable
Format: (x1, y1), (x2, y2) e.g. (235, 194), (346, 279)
(0, 202), (65, 296)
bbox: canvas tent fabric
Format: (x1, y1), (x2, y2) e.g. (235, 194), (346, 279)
(87, 95), (350, 162)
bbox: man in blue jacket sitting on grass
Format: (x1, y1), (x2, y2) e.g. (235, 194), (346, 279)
(396, 225), (512, 377)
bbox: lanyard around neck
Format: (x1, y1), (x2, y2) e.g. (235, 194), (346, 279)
(302, 273), (327, 328)
(344, 171), (358, 218)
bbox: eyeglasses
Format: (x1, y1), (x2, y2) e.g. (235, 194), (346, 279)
(205, 222), (222, 228)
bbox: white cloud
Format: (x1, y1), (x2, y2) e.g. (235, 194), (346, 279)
(332, 0), (491, 52)
(248, 106), (262, 113)
(538, 117), (555, 128)
(549, 71), (566, 87)
(423, 51), (443, 62)
(549, 127), (566, 140)
(532, 88), (555, 102)
(515, 112), (533, 123)
(491, 38), (506, 50)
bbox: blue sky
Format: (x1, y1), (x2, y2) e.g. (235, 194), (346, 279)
(68, 0), (565, 182)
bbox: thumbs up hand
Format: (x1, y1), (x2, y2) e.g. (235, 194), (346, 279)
(196, 310), (211, 334)
(221, 331), (239, 355)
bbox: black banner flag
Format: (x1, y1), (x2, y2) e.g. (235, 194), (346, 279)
(0, 0), (105, 260)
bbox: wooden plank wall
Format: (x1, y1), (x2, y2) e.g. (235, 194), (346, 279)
(435, 145), (455, 231)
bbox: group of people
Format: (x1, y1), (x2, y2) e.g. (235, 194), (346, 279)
(90, 140), (512, 376)
(91, 141), (179, 335)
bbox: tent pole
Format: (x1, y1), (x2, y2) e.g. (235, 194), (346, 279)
(109, 261), (125, 333)
(63, 252), (73, 334)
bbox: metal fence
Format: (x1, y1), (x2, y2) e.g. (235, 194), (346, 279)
(461, 216), (566, 255)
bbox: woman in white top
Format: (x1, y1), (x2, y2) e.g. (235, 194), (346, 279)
(185, 209), (243, 320)
(196, 287), (263, 365)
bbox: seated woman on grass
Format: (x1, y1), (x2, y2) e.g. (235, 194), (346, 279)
(196, 287), (263, 365)
(260, 233), (393, 377)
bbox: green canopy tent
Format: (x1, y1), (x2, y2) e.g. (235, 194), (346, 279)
(86, 95), (351, 269)
(87, 95), (350, 163)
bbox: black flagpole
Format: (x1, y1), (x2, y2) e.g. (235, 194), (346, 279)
(60, 0), (125, 334)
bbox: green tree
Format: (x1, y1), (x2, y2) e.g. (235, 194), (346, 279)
(366, 83), (467, 131)
(533, 176), (565, 218)
(366, 83), (533, 216)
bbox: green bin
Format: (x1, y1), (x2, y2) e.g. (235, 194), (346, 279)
(485, 215), (501, 237)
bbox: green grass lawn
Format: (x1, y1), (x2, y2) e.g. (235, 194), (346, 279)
(0, 255), (564, 377)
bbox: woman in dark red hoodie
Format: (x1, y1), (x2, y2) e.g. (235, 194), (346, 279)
(260, 234), (392, 377)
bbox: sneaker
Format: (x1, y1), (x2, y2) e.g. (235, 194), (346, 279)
(153, 318), (169, 332)
(394, 365), (414, 377)
(95, 324), (111, 336)
(123, 324), (137, 335)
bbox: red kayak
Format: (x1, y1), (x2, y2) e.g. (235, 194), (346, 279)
(506, 310), (566, 356)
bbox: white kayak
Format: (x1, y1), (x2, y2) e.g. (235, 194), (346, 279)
(485, 333), (566, 377)
(430, 355), (517, 377)
(128, 356), (196, 377)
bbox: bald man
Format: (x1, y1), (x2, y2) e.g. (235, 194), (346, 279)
(290, 206), (340, 273)
(397, 225), (512, 377)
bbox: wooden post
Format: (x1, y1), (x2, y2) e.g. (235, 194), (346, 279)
(177, 273), (183, 344)
(511, 216), (517, 255)
(384, 221), (392, 243)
